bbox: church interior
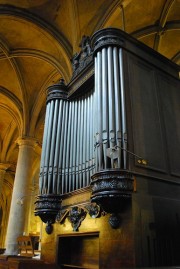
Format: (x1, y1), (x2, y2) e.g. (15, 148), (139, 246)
(0, 0), (180, 268)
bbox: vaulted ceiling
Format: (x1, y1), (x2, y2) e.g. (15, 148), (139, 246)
(0, 0), (179, 169)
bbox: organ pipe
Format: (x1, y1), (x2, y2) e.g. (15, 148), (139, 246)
(43, 100), (54, 193)
(113, 47), (122, 168)
(107, 46), (115, 168)
(102, 47), (108, 169)
(53, 99), (63, 193)
(39, 101), (50, 193)
(119, 48), (127, 169)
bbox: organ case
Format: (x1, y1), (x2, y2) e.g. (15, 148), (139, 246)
(35, 28), (180, 268)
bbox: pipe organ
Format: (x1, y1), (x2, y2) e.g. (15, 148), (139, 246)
(35, 28), (180, 258)
(35, 28), (135, 232)
(38, 31), (130, 197)
(35, 28), (180, 268)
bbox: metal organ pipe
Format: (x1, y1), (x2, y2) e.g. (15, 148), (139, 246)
(102, 48), (108, 169)
(79, 98), (84, 188)
(59, 100), (68, 194)
(65, 101), (72, 191)
(107, 46), (116, 168)
(90, 93), (95, 176)
(76, 98), (81, 190)
(69, 101), (73, 191)
(54, 99), (63, 193)
(48, 99), (59, 193)
(94, 56), (99, 172)
(119, 48), (127, 169)
(97, 51), (103, 171)
(113, 47), (122, 168)
(86, 94), (90, 184)
(43, 100), (55, 193)
(82, 96), (87, 186)
(71, 100), (78, 191)
(61, 100), (69, 194)
(39, 101), (50, 194)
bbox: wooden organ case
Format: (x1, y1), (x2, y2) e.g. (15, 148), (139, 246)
(35, 28), (180, 268)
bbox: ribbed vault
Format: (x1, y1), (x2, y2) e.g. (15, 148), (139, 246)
(0, 0), (179, 233)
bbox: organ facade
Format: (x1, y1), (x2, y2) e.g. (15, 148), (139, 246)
(34, 28), (180, 268)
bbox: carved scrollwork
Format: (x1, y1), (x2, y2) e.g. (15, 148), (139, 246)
(56, 203), (101, 231)
(91, 169), (134, 214)
(68, 207), (87, 232)
(47, 78), (68, 102)
(91, 170), (134, 194)
(34, 194), (62, 234)
(91, 28), (125, 54)
(71, 35), (93, 78)
(85, 203), (101, 218)
(93, 37), (124, 53)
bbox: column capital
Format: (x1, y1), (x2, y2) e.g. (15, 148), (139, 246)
(15, 136), (39, 149)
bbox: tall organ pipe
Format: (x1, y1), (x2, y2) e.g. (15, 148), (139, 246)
(72, 100), (78, 190)
(48, 99), (59, 193)
(75, 98), (81, 189)
(90, 92), (95, 175)
(61, 101), (69, 194)
(86, 94), (90, 184)
(40, 79), (68, 195)
(43, 100), (54, 193)
(107, 46), (115, 168)
(53, 99), (63, 193)
(39, 101), (50, 194)
(97, 51), (102, 170)
(69, 101), (74, 192)
(35, 79), (68, 234)
(83, 96), (88, 186)
(113, 47), (122, 168)
(91, 27), (128, 171)
(94, 56), (99, 172)
(102, 48), (108, 169)
(119, 48), (127, 169)
(79, 98), (84, 188)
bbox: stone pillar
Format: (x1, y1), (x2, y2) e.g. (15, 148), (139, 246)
(0, 163), (11, 248)
(0, 163), (10, 195)
(5, 137), (37, 255)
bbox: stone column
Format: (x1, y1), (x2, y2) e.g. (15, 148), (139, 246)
(0, 163), (11, 195)
(5, 137), (37, 255)
(0, 163), (11, 248)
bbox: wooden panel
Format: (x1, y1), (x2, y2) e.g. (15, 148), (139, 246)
(157, 74), (180, 177)
(128, 56), (166, 172)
